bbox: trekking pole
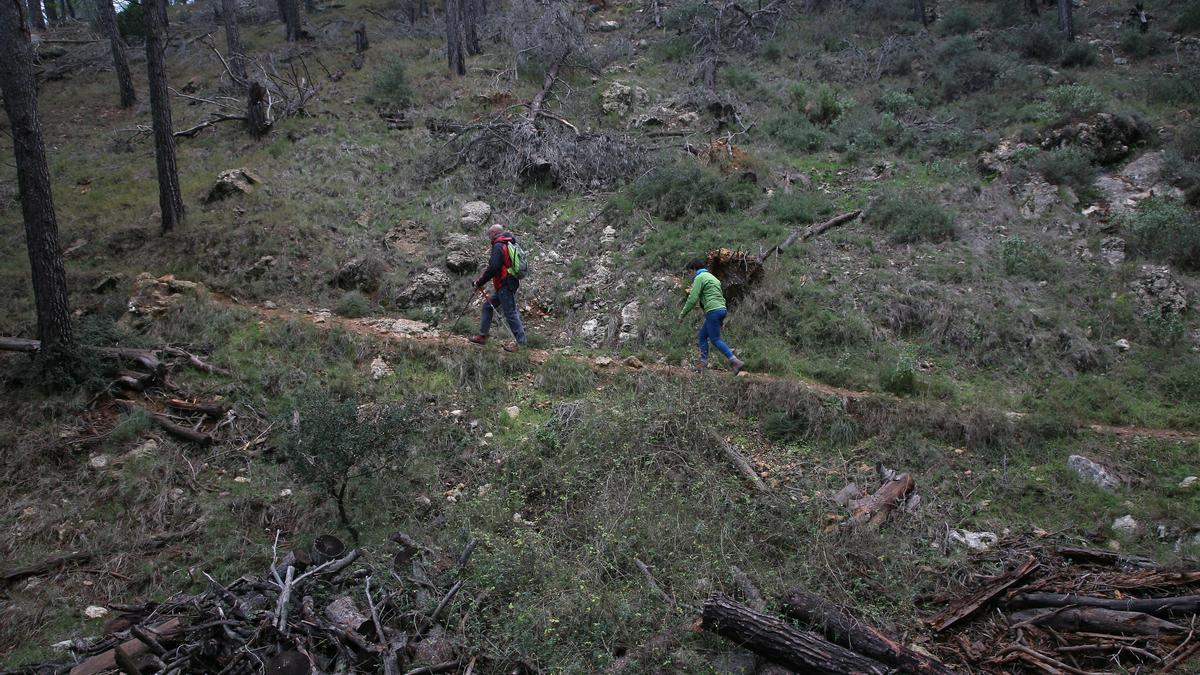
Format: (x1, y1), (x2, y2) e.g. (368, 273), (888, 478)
(442, 292), (476, 331)
(477, 287), (519, 344)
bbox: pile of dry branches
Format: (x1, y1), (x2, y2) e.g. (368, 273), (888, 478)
(18, 532), (480, 675)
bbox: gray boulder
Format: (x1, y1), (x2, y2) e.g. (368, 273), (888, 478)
(395, 267), (449, 307)
(1068, 454), (1121, 490)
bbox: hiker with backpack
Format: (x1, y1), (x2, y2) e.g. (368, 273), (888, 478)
(680, 258), (745, 374)
(469, 223), (528, 352)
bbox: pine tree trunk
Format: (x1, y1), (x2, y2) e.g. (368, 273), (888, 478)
(26, 0), (45, 30)
(462, 0), (480, 55)
(1057, 0), (1074, 40)
(444, 0), (464, 76)
(246, 80), (270, 136)
(220, 0), (246, 83)
(913, 0), (926, 24)
(303, 0), (313, 15)
(142, 0), (184, 234)
(0, 0), (74, 347)
(43, 0), (56, 22)
(279, 0), (300, 41)
(62, 0), (73, 19)
(94, 0), (135, 107)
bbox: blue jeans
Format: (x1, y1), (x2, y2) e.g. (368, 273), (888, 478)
(480, 280), (527, 345)
(698, 308), (734, 361)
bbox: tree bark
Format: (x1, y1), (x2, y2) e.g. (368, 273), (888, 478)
(220, 0), (247, 83)
(1008, 607), (1185, 636)
(246, 80), (270, 136)
(444, 0), (464, 75)
(0, 0), (74, 347)
(701, 595), (891, 675)
(847, 472), (913, 529)
(1007, 593), (1200, 618)
(351, 20), (366, 68)
(278, 0), (300, 41)
(913, 0), (925, 25)
(1057, 0), (1073, 40)
(303, 0), (313, 15)
(143, 0), (184, 234)
(94, 0), (135, 107)
(62, 0), (72, 19)
(928, 555), (1039, 632)
(43, 0), (56, 22)
(782, 591), (957, 675)
(26, 0), (44, 29)
(462, 0), (480, 55)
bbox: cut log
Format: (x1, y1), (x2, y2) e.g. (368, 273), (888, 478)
(1007, 592), (1200, 618)
(927, 555), (1039, 632)
(165, 398), (229, 417)
(701, 594), (891, 675)
(69, 618), (183, 675)
(1057, 546), (1160, 570)
(0, 336), (40, 352)
(782, 590), (957, 675)
(716, 436), (768, 492)
(1, 551), (94, 586)
(847, 473), (914, 529)
(1009, 607), (1185, 636)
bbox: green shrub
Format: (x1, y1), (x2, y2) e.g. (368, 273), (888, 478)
(763, 41), (783, 62)
(536, 356), (596, 395)
(999, 236), (1059, 280)
(761, 114), (829, 151)
(1059, 42), (1097, 68)
(281, 394), (413, 542)
(1031, 147), (1096, 194)
(335, 290), (372, 318)
(1124, 196), (1200, 270)
(879, 355), (918, 395)
(117, 1), (144, 39)
(932, 37), (1000, 98)
(938, 6), (979, 35)
(627, 161), (757, 221)
(807, 85), (843, 125)
(1178, 2), (1200, 33)
(722, 65), (759, 93)
(1118, 28), (1167, 57)
(877, 89), (917, 115)
(1144, 310), (1185, 346)
(370, 56), (414, 106)
(1048, 84), (1105, 120)
(765, 192), (833, 224)
(868, 191), (957, 244)
(1009, 23), (1062, 61)
(1146, 67), (1200, 106)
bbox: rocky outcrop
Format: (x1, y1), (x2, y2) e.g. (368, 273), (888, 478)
(126, 273), (204, 320)
(460, 201), (492, 228)
(1132, 265), (1187, 317)
(204, 168), (263, 203)
(442, 233), (475, 274)
(1093, 151), (1185, 216)
(600, 81), (648, 118)
(333, 256), (384, 293)
(394, 267), (449, 307)
(1039, 112), (1150, 165)
(618, 300), (640, 346)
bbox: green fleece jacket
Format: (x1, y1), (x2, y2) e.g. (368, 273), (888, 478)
(679, 270), (726, 318)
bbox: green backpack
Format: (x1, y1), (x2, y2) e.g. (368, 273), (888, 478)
(506, 240), (529, 279)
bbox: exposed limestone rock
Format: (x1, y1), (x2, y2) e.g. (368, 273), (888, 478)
(1132, 265), (1187, 317)
(395, 267), (449, 308)
(600, 81), (648, 117)
(460, 201), (492, 228)
(205, 168), (263, 202)
(126, 273), (204, 320)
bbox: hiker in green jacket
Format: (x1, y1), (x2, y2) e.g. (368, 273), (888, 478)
(679, 258), (745, 373)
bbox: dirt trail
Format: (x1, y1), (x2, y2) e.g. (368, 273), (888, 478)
(216, 295), (1200, 443)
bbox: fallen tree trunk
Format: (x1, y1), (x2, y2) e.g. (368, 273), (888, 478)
(847, 473), (913, 529)
(0, 337), (163, 372)
(70, 619), (183, 675)
(0, 336), (40, 352)
(762, 210), (863, 261)
(782, 590), (957, 675)
(165, 398), (229, 417)
(928, 555), (1039, 632)
(117, 401), (214, 445)
(1007, 592), (1200, 618)
(715, 435), (768, 492)
(1057, 546), (1161, 570)
(1009, 607), (1186, 636)
(701, 594), (891, 675)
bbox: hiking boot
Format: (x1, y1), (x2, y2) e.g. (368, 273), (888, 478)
(468, 335), (487, 345)
(503, 342), (519, 353)
(730, 358), (746, 375)
(695, 359), (708, 372)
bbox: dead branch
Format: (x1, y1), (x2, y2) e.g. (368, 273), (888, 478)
(928, 555), (1040, 632)
(763, 209), (863, 261)
(634, 558), (676, 609)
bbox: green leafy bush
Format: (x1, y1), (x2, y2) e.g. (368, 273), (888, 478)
(370, 56), (414, 106)
(117, 1), (144, 39)
(722, 65), (760, 93)
(765, 191), (833, 224)
(536, 356), (596, 395)
(281, 394), (413, 542)
(1031, 147), (1096, 195)
(876, 89), (917, 115)
(868, 191), (957, 244)
(335, 290), (372, 318)
(1177, 2), (1200, 33)
(932, 37), (1000, 98)
(627, 162), (757, 221)
(1118, 28), (1167, 58)
(1124, 196), (1200, 270)
(999, 236), (1059, 280)
(1009, 23), (1061, 61)
(938, 6), (978, 35)
(1146, 67), (1200, 106)
(1048, 84), (1105, 119)
(879, 354), (918, 395)
(761, 114), (829, 151)
(1144, 310), (1185, 346)
(1059, 42), (1097, 67)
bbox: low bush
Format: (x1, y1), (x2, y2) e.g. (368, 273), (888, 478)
(876, 89), (917, 115)
(536, 356), (595, 396)
(879, 354), (918, 395)
(1124, 196), (1200, 271)
(868, 191), (957, 244)
(760, 114), (829, 152)
(1059, 42), (1097, 67)
(1118, 28), (1168, 57)
(1009, 23), (1062, 61)
(1031, 147), (1096, 195)
(1145, 67), (1200, 107)
(626, 161), (758, 221)
(938, 6), (978, 35)
(335, 290), (372, 318)
(1178, 2), (1200, 33)
(370, 56), (414, 106)
(1048, 84), (1105, 120)
(932, 37), (1000, 98)
(999, 236), (1059, 280)
(765, 191), (834, 224)
(1144, 310), (1185, 346)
